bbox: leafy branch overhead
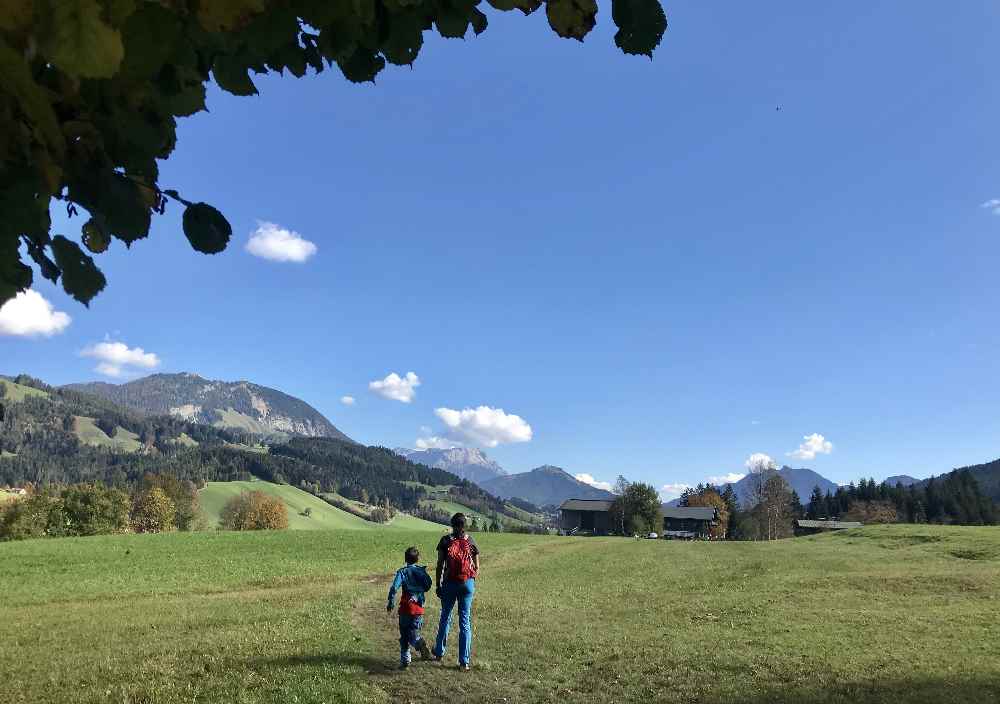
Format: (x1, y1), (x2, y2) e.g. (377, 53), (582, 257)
(0, 0), (666, 307)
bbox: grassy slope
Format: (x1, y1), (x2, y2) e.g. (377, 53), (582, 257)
(1, 525), (998, 704)
(200, 481), (442, 532)
(0, 378), (49, 402)
(72, 416), (143, 452)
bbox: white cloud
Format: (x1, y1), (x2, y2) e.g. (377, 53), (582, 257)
(787, 433), (834, 461)
(659, 483), (691, 501)
(434, 406), (532, 448)
(575, 473), (613, 492)
(707, 472), (746, 486)
(981, 199), (1000, 215)
(751, 420), (761, 426)
(246, 221), (317, 263)
(415, 436), (462, 450)
(81, 341), (160, 379)
(369, 372), (420, 403)
(340, 395), (355, 406)
(0, 290), (71, 337)
(745, 452), (777, 473)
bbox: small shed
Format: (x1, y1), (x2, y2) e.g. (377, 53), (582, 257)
(559, 499), (614, 535)
(661, 506), (717, 538)
(795, 519), (863, 535)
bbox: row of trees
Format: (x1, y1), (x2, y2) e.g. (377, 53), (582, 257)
(0, 473), (202, 541)
(806, 471), (997, 525)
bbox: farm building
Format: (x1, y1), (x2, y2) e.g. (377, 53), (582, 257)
(661, 506), (718, 539)
(795, 519), (863, 535)
(559, 500), (719, 538)
(559, 499), (614, 535)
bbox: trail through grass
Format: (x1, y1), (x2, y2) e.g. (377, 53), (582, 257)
(0, 525), (998, 703)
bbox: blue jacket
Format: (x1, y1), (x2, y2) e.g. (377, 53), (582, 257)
(387, 564), (432, 612)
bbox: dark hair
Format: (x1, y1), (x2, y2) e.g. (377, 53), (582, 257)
(450, 513), (467, 532)
(404, 547), (420, 564)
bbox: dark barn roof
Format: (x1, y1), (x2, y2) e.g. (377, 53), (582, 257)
(559, 499), (615, 512)
(660, 506), (717, 521)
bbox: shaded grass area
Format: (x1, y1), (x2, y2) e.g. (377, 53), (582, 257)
(0, 526), (998, 703)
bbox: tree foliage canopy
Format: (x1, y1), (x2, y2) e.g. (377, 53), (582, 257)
(0, 0), (666, 307)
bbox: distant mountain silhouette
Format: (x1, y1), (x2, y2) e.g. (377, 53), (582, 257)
(394, 447), (507, 485)
(64, 372), (351, 442)
(723, 466), (839, 508)
(480, 465), (614, 508)
(883, 474), (920, 487)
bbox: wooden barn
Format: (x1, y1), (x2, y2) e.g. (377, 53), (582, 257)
(660, 506), (718, 539)
(559, 499), (614, 535)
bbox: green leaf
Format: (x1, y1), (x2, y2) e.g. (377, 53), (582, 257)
(545, 0), (598, 41)
(611, 0), (666, 57)
(435, 7), (470, 39)
(50, 236), (107, 306)
(42, 0), (125, 78)
(470, 8), (488, 34)
(487, 0), (542, 14)
(197, 0), (266, 33)
(0, 234), (33, 308)
(213, 55), (259, 96)
(82, 217), (110, 254)
(119, 5), (181, 80)
(336, 48), (386, 83)
(381, 10), (428, 66)
(0, 42), (65, 159)
(182, 203), (232, 254)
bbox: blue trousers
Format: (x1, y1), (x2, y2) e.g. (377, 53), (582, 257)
(433, 579), (475, 665)
(398, 615), (425, 664)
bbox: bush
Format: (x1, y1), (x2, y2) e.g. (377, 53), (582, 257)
(61, 483), (130, 536)
(0, 490), (66, 540)
(131, 488), (176, 533)
(220, 490), (288, 531)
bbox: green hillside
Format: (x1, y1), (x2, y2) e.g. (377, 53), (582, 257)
(200, 481), (442, 532)
(0, 378), (49, 402)
(73, 416), (143, 452)
(1, 525), (998, 703)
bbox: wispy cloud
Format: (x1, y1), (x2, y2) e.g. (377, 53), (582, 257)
(340, 395), (355, 406)
(246, 221), (317, 262)
(787, 433), (834, 461)
(81, 341), (160, 378)
(415, 436), (462, 450)
(981, 199), (1000, 215)
(707, 472), (746, 485)
(369, 372), (420, 403)
(659, 483), (691, 501)
(0, 290), (71, 338)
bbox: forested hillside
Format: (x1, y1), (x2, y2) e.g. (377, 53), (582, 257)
(0, 375), (532, 525)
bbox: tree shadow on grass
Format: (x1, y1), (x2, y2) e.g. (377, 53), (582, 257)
(729, 675), (1000, 704)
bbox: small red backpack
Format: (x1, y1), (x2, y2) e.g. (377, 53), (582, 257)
(445, 534), (478, 582)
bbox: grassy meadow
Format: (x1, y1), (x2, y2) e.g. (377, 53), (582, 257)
(0, 525), (998, 703)
(199, 481), (444, 532)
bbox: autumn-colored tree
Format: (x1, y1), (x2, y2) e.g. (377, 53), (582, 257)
(843, 500), (897, 524)
(1, 0), (666, 307)
(687, 488), (728, 539)
(141, 473), (200, 530)
(220, 490), (289, 531)
(131, 487), (176, 533)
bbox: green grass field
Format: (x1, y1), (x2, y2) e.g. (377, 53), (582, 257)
(0, 378), (48, 402)
(0, 525), (998, 703)
(200, 481), (443, 532)
(72, 416), (143, 452)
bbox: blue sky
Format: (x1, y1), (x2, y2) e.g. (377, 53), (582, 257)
(3, 1), (1000, 496)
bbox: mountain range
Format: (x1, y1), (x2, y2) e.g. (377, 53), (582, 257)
(63, 373), (352, 443)
(479, 465), (615, 508)
(394, 447), (507, 485)
(725, 466), (840, 507)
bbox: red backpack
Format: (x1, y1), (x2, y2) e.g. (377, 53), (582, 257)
(445, 534), (478, 582)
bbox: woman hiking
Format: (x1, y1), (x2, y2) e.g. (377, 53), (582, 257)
(432, 512), (480, 671)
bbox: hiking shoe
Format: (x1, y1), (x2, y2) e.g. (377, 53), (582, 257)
(418, 642), (432, 661)
(398, 662), (409, 671)
(460, 663), (471, 672)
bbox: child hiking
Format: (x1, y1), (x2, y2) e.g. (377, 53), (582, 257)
(386, 546), (433, 669)
(432, 513), (480, 671)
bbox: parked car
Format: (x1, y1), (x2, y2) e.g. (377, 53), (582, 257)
(646, 532), (659, 539)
